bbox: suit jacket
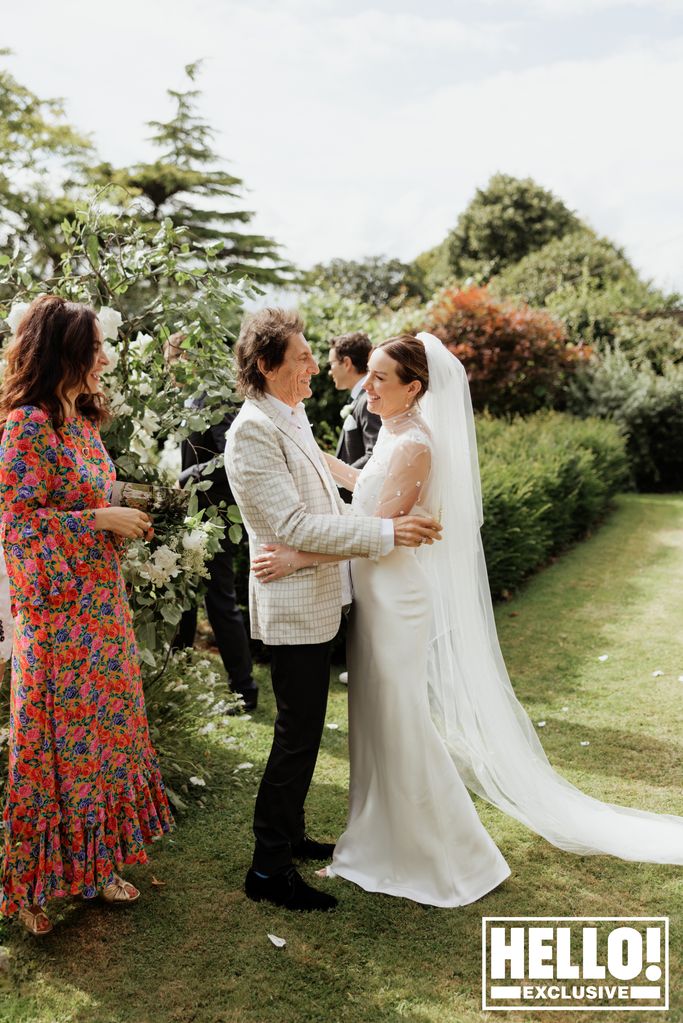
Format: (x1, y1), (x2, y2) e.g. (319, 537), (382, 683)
(224, 396), (384, 645)
(336, 388), (381, 466)
(180, 406), (236, 510)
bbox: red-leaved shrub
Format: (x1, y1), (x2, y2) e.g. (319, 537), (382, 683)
(424, 285), (589, 415)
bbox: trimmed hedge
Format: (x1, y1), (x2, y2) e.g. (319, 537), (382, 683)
(478, 411), (629, 597)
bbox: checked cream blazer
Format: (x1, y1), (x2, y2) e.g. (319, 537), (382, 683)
(224, 395), (385, 645)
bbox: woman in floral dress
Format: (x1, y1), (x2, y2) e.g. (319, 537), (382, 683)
(0, 295), (173, 935)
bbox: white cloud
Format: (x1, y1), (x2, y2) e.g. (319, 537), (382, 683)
(2, 1), (683, 290)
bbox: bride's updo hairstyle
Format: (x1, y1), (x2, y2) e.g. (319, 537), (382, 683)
(377, 334), (429, 400)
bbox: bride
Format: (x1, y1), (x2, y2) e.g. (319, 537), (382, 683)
(253, 332), (683, 907)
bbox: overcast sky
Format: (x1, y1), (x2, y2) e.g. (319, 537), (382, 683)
(4, 0), (683, 291)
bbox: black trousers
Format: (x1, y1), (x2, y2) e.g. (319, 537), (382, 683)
(252, 639), (333, 874)
(177, 538), (255, 698)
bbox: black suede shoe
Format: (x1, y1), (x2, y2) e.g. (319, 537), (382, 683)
(291, 835), (336, 861)
(244, 867), (337, 911)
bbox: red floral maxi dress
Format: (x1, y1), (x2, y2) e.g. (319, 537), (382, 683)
(0, 405), (173, 916)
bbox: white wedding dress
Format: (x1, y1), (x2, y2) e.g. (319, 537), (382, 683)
(329, 408), (511, 906)
(324, 333), (683, 908)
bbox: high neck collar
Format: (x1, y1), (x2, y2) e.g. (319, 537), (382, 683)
(381, 405), (423, 435)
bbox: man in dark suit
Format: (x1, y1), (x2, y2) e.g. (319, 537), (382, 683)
(328, 332), (380, 503)
(176, 407), (259, 712)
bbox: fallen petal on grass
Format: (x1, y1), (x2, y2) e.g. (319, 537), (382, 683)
(267, 933), (286, 949)
(326, 723), (339, 730)
(580, 741), (590, 747)
(235, 762), (254, 771)
(151, 876), (166, 887)
(537, 721), (546, 727)
(598, 654), (609, 662)
(652, 670), (664, 677)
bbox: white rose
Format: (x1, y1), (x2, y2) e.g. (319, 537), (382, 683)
(102, 341), (119, 373)
(5, 302), (30, 335)
(132, 331), (153, 356)
(97, 306), (123, 341)
(182, 528), (209, 553)
(152, 545), (181, 576)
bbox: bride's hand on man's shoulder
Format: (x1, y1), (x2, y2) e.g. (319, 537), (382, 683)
(252, 544), (302, 583)
(393, 514), (442, 548)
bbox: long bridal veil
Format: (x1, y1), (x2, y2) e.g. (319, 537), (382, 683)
(416, 331), (683, 864)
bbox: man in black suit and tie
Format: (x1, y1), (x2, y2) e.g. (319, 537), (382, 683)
(328, 332), (381, 504)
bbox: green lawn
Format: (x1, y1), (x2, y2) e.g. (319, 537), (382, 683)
(1, 493), (682, 1023)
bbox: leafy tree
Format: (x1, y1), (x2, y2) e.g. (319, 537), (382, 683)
(303, 255), (427, 310)
(492, 229), (636, 307)
(424, 284), (589, 415)
(0, 51), (93, 276)
(412, 238), (453, 295)
(90, 62), (290, 286)
(492, 227), (683, 366)
(447, 174), (582, 280)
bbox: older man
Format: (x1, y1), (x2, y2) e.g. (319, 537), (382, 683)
(225, 308), (441, 912)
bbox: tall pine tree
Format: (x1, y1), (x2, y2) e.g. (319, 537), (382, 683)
(91, 62), (290, 285)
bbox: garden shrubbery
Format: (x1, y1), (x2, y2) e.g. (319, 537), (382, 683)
(478, 412), (629, 597)
(423, 284), (589, 415)
(568, 348), (683, 491)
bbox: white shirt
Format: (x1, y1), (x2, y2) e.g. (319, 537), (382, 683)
(264, 393), (393, 604)
(350, 376), (366, 402)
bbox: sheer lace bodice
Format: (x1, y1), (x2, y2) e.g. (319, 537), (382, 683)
(337, 408), (433, 518)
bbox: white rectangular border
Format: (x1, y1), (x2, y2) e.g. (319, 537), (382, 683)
(481, 917), (669, 1012)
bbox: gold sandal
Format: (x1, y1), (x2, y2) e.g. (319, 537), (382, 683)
(100, 874), (140, 904)
(18, 905), (53, 936)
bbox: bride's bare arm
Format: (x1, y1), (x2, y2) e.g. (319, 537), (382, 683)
(322, 451), (361, 492)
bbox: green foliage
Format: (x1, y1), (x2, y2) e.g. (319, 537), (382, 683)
(447, 174), (581, 280)
(491, 228), (683, 364)
(567, 347), (683, 491)
(412, 237), (454, 294)
(303, 255), (428, 310)
(478, 411), (629, 597)
(89, 62), (290, 288)
(492, 228), (637, 307)
(609, 313), (683, 372)
(0, 51), (93, 277)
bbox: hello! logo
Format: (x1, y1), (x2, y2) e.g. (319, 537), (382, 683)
(482, 917), (669, 1011)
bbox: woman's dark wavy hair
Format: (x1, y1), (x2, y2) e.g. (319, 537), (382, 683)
(0, 295), (110, 432)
